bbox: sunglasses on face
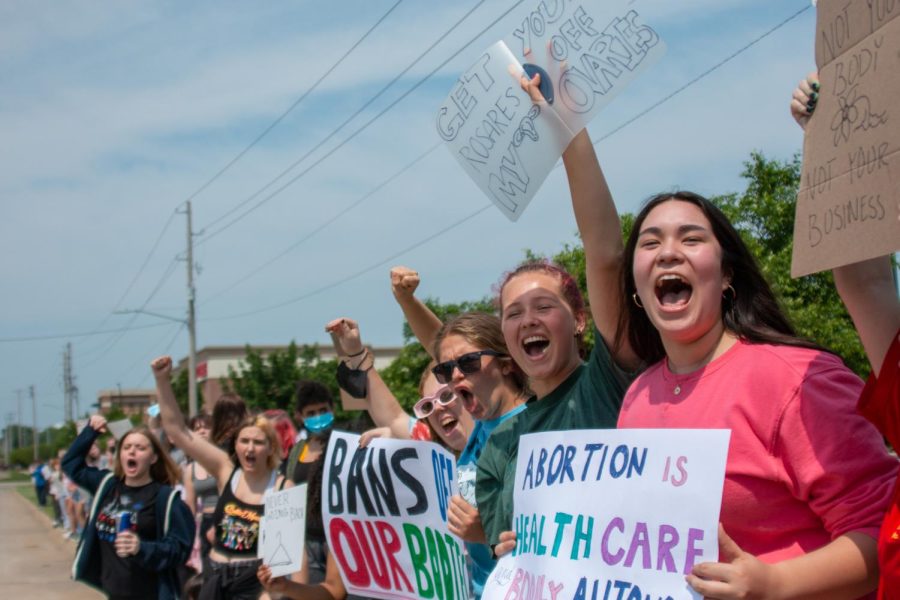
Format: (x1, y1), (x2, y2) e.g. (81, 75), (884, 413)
(431, 350), (505, 384)
(413, 386), (458, 419)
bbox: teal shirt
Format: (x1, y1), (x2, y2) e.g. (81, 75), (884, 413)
(475, 330), (635, 545)
(457, 403), (527, 599)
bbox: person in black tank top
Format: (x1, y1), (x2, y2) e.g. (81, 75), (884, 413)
(151, 356), (293, 600)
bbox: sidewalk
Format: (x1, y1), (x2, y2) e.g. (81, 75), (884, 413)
(0, 486), (102, 599)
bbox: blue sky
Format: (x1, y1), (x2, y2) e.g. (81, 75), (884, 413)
(0, 0), (817, 429)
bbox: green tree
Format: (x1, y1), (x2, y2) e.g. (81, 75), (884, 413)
(223, 343), (369, 427)
(716, 152), (867, 376)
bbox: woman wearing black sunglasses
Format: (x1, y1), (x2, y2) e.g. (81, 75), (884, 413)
(326, 317), (474, 455)
(475, 71), (643, 557)
(388, 267), (529, 599)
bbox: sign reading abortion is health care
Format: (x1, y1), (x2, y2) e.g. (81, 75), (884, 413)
(436, 0), (666, 221)
(323, 431), (469, 600)
(482, 429), (730, 600)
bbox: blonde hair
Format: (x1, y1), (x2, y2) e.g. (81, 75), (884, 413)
(235, 415), (281, 471)
(114, 427), (182, 486)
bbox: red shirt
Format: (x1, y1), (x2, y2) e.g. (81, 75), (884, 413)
(858, 329), (900, 599)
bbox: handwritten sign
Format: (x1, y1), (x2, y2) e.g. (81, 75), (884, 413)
(436, 0), (665, 221)
(323, 431), (469, 600)
(482, 429), (730, 600)
(791, 0), (900, 276)
(259, 483), (308, 578)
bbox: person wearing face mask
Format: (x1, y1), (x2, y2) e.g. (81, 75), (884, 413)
(63, 414), (194, 600)
(281, 381), (335, 585)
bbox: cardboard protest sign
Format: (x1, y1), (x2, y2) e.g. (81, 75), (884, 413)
(106, 419), (133, 440)
(436, 0), (665, 221)
(258, 483), (308, 578)
(323, 431), (469, 600)
(482, 429), (730, 600)
(791, 0), (900, 276)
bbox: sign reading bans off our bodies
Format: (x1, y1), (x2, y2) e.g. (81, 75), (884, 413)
(323, 431), (469, 600)
(482, 429), (730, 600)
(791, 0), (900, 276)
(436, 0), (666, 221)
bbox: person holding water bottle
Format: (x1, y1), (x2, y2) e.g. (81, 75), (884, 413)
(63, 414), (194, 599)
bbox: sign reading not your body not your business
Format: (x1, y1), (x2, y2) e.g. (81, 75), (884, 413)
(792, 0), (900, 276)
(436, 0), (666, 221)
(323, 431), (469, 600)
(482, 429), (730, 600)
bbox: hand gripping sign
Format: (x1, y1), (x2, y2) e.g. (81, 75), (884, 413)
(436, 0), (666, 221)
(323, 431), (470, 600)
(791, 0), (900, 276)
(482, 429), (730, 600)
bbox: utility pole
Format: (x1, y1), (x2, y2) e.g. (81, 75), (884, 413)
(30, 385), (37, 462)
(4, 413), (12, 465)
(63, 343), (72, 422)
(16, 389), (23, 448)
(183, 201), (198, 418)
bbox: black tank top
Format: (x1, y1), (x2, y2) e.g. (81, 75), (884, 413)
(212, 468), (282, 557)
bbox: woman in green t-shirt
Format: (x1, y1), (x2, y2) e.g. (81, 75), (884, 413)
(475, 72), (641, 550)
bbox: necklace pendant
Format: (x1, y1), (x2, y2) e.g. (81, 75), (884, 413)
(673, 385), (681, 395)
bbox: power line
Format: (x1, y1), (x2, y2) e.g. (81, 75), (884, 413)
(78, 256), (182, 367)
(187, 0), (405, 213)
(204, 205), (492, 321)
(198, 2), (812, 321)
(76, 210), (178, 356)
(0, 321), (173, 343)
(201, 140), (442, 306)
(594, 4), (812, 144)
(196, 0), (523, 245)
(115, 322), (184, 386)
(136, 323), (186, 388)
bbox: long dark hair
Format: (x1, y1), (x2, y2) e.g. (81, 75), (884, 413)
(615, 191), (823, 364)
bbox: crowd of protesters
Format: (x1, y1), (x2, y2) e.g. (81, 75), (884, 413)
(23, 70), (896, 600)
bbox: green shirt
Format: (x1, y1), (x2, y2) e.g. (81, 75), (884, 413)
(475, 330), (635, 545)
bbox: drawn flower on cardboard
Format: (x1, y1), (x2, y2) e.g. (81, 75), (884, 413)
(831, 86), (860, 145)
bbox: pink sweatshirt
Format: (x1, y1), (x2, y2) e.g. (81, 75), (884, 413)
(618, 340), (898, 562)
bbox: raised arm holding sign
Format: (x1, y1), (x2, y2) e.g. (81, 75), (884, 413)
(790, 0), (900, 276)
(436, 0), (665, 221)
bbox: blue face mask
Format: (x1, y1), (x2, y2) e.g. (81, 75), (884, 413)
(304, 412), (334, 434)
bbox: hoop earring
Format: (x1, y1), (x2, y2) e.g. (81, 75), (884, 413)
(723, 285), (737, 302)
(632, 293), (644, 309)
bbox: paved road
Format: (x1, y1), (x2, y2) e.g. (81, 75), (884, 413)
(0, 486), (102, 599)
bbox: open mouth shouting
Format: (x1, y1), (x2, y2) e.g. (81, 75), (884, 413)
(655, 274), (692, 310)
(453, 386), (479, 416)
(124, 457), (139, 474)
(522, 335), (550, 358)
(242, 453), (258, 469)
(438, 412), (459, 436)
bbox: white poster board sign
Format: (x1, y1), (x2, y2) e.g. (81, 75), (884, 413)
(106, 419), (133, 440)
(436, 0), (666, 221)
(482, 429), (730, 600)
(323, 431), (469, 600)
(259, 483), (308, 578)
